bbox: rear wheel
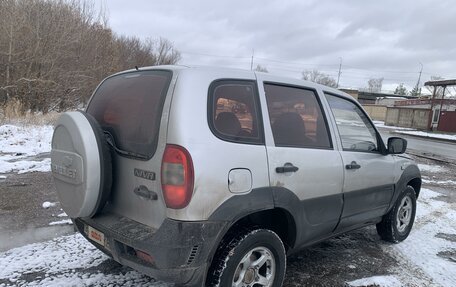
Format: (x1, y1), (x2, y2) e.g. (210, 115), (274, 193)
(207, 228), (286, 287)
(376, 186), (417, 243)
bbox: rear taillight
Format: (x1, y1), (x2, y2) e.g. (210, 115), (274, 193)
(161, 144), (194, 209)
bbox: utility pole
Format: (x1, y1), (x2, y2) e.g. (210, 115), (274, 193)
(336, 57), (342, 88)
(250, 49), (254, 70)
(414, 62), (423, 97)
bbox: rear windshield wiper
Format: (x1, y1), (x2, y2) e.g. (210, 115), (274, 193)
(103, 131), (149, 160)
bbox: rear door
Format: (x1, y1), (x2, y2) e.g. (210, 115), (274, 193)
(86, 69), (174, 229)
(324, 93), (396, 230)
(259, 80), (344, 245)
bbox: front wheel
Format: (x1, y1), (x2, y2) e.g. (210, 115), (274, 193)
(376, 186), (417, 243)
(207, 228), (286, 287)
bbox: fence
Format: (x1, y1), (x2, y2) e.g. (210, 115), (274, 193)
(385, 107), (431, 130)
(362, 105), (387, 121)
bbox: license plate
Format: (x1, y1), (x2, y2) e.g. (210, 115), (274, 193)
(87, 225), (105, 247)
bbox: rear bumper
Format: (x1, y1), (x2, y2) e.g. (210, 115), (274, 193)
(74, 213), (226, 286)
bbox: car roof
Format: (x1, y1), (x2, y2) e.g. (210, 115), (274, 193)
(111, 65), (354, 101)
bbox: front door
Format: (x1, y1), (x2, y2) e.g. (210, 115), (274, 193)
(261, 82), (344, 245)
(324, 93), (395, 231)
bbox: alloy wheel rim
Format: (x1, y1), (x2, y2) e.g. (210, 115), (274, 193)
(232, 246), (276, 287)
(396, 195), (412, 233)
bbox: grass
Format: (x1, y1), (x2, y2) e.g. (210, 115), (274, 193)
(0, 101), (60, 126)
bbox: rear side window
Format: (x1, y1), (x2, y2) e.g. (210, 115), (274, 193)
(208, 80), (263, 144)
(87, 70), (172, 159)
(264, 83), (332, 149)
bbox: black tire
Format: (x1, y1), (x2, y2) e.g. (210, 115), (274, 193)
(376, 186), (417, 243)
(207, 228), (286, 287)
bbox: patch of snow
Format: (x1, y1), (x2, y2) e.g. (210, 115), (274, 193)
(42, 201), (56, 209)
(0, 175), (6, 179)
(57, 212), (68, 217)
(0, 158), (51, 174)
(347, 275), (402, 287)
(383, 187), (456, 287)
(0, 234), (170, 286)
(416, 188), (446, 220)
(0, 124), (53, 174)
(418, 163), (445, 173)
(373, 121), (415, 131)
(422, 178), (456, 186)
(396, 130), (456, 141)
(48, 219), (73, 226)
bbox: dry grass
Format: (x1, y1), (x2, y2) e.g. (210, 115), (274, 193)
(0, 101), (61, 126)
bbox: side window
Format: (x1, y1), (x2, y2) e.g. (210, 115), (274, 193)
(325, 93), (378, 152)
(209, 80), (263, 144)
(264, 84), (332, 149)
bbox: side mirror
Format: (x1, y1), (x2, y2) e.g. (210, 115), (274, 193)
(387, 137), (407, 154)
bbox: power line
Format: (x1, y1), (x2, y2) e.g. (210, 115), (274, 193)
(180, 50), (455, 80)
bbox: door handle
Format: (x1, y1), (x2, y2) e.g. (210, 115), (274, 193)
(134, 185), (158, 200)
(345, 161), (361, 170)
(276, 163), (299, 173)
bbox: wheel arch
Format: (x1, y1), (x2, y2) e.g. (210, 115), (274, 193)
(205, 206), (296, 286)
(205, 187), (300, 280)
(407, 177), (422, 198)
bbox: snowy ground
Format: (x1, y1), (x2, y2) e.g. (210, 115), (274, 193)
(373, 121), (456, 142)
(1, 124), (455, 286)
(0, 124), (53, 174)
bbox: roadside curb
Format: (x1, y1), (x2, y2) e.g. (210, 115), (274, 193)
(391, 131), (456, 144)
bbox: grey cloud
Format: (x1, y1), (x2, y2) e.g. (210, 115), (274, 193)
(104, 0), (456, 90)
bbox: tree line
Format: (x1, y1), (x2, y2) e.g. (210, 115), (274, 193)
(0, 0), (180, 115)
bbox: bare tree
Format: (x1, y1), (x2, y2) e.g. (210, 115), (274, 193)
(254, 64), (268, 73)
(367, 77), (384, 93)
(0, 0), (181, 114)
(302, 70), (337, 88)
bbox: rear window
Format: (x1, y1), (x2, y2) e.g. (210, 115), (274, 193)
(87, 70), (172, 159)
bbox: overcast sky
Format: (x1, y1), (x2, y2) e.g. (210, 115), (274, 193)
(103, 0), (456, 93)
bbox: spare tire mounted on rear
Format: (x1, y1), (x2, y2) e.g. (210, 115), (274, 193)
(51, 111), (112, 218)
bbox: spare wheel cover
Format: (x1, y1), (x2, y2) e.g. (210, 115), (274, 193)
(51, 111), (112, 218)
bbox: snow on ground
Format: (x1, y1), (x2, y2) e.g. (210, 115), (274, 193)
(0, 234), (170, 287)
(0, 124), (53, 174)
(48, 219), (73, 226)
(347, 275), (402, 287)
(373, 121), (415, 131)
(57, 212), (68, 217)
(418, 163), (446, 173)
(42, 201), (57, 209)
(396, 130), (456, 141)
(422, 178), (456, 186)
(373, 121), (456, 142)
(383, 188), (456, 287)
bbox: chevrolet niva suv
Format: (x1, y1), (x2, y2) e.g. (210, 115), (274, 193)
(51, 66), (421, 287)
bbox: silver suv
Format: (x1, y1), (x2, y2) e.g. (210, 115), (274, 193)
(51, 66), (421, 287)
